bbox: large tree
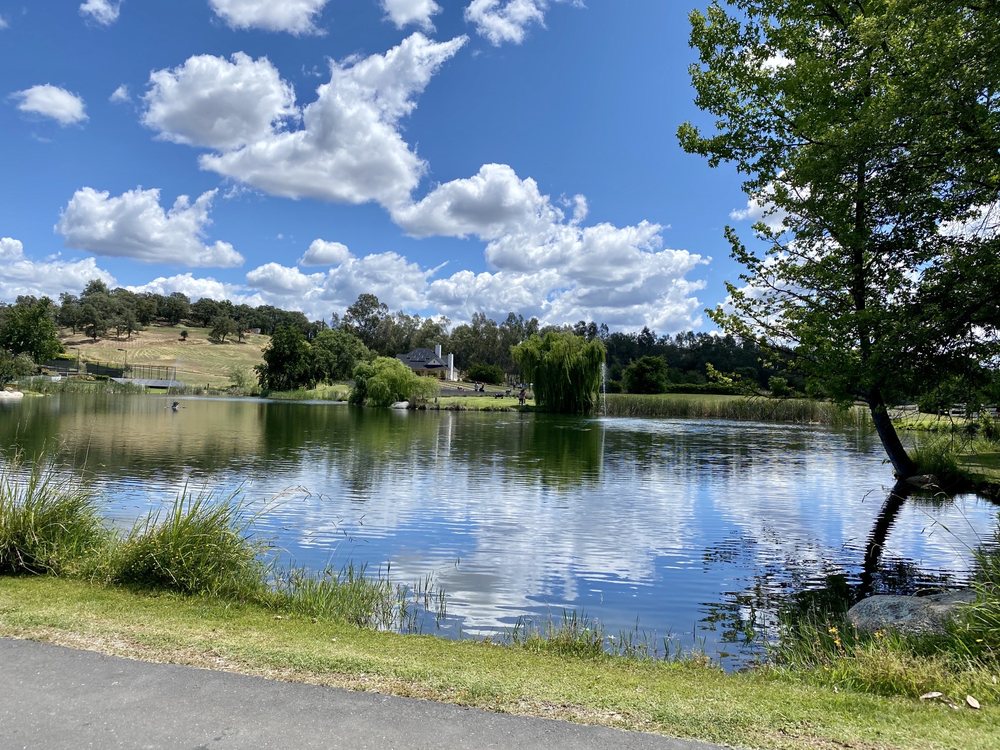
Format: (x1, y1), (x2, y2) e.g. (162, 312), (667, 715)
(512, 331), (606, 414)
(0, 297), (61, 364)
(679, 0), (1000, 477)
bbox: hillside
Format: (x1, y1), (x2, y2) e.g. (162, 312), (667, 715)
(60, 325), (268, 388)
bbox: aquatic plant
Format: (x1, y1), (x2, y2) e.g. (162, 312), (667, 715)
(604, 393), (869, 426)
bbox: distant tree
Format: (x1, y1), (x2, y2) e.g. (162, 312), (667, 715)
(255, 326), (314, 392)
(349, 356), (438, 407)
(209, 315), (237, 343)
(311, 327), (370, 383)
(179, 330), (189, 341)
(622, 356), (672, 394)
(0, 350), (36, 383)
(343, 293), (390, 352)
(190, 298), (221, 327)
(512, 331), (606, 414)
(160, 293), (190, 325)
(0, 297), (62, 363)
(465, 362), (505, 386)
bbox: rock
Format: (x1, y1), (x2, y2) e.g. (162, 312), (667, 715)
(847, 590), (976, 636)
(390, 401), (409, 410)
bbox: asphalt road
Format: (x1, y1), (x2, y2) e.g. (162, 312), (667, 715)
(0, 639), (727, 750)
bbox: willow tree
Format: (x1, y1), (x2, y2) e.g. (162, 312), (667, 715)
(512, 331), (606, 414)
(679, 0), (1000, 478)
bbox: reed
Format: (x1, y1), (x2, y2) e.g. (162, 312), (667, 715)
(0, 457), (108, 576)
(604, 393), (869, 427)
(271, 564), (445, 632)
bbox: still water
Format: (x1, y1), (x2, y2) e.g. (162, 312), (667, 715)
(2, 394), (997, 664)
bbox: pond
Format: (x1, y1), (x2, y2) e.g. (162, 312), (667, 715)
(2, 393), (997, 666)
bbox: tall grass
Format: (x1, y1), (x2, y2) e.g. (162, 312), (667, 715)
(772, 523), (1000, 703)
(272, 564), (446, 632)
(604, 393), (870, 427)
(0, 457), (108, 576)
(106, 490), (268, 599)
(18, 377), (148, 395)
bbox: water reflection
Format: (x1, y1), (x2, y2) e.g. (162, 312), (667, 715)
(1, 394), (996, 665)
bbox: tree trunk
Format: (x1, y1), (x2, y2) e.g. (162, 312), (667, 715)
(868, 388), (918, 478)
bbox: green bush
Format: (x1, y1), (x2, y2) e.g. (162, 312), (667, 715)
(464, 362), (505, 385)
(107, 491), (267, 599)
(0, 458), (107, 576)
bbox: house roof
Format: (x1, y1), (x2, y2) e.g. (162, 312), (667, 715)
(397, 348), (447, 370)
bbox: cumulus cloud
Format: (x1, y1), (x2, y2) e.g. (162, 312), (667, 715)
(246, 262), (324, 295)
(79, 0), (121, 25)
(208, 0), (330, 35)
(12, 84), (87, 126)
(0, 15), (8, 29)
(109, 84), (131, 104)
(395, 163), (706, 330)
(465, 0), (580, 46)
(56, 187), (244, 268)
(192, 33), (466, 207)
(126, 273), (260, 305)
(730, 186), (790, 233)
(299, 239), (352, 266)
(0, 237), (115, 303)
(381, 0), (441, 30)
(143, 53), (297, 151)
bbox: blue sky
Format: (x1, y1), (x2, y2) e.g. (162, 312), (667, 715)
(1, 1), (754, 332)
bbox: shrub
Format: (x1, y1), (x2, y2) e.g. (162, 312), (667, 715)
(107, 491), (266, 599)
(464, 362), (505, 385)
(0, 458), (107, 576)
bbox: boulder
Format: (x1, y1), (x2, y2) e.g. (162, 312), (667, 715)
(847, 590), (976, 636)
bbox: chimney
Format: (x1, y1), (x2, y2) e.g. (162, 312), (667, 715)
(448, 353), (454, 381)
(435, 343), (442, 358)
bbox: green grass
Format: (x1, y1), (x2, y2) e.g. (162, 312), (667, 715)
(434, 395), (527, 411)
(1, 577), (996, 750)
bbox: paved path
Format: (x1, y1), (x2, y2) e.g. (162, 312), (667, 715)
(1, 639), (725, 750)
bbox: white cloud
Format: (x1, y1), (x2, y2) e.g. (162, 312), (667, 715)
(299, 239), (351, 266)
(12, 85), (88, 126)
(381, 0), (441, 31)
(246, 262), (324, 295)
(0, 237), (116, 303)
(143, 53), (297, 151)
(79, 0), (121, 26)
(319, 251), (438, 311)
(57, 187), (244, 268)
(465, 0), (580, 46)
(730, 185), (790, 233)
(195, 33), (466, 208)
(0, 15), (8, 29)
(109, 84), (131, 104)
(394, 163), (560, 239)
(126, 273), (260, 305)
(395, 163), (706, 330)
(208, 0), (330, 35)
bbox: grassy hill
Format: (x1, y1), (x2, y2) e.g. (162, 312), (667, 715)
(60, 325), (268, 388)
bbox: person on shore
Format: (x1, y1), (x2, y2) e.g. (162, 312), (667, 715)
(518, 388), (526, 406)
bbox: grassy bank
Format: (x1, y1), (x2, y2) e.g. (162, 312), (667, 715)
(2, 456), (999, 748)
(1, 578), (996, 750)
(265, 383), (351, 401)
